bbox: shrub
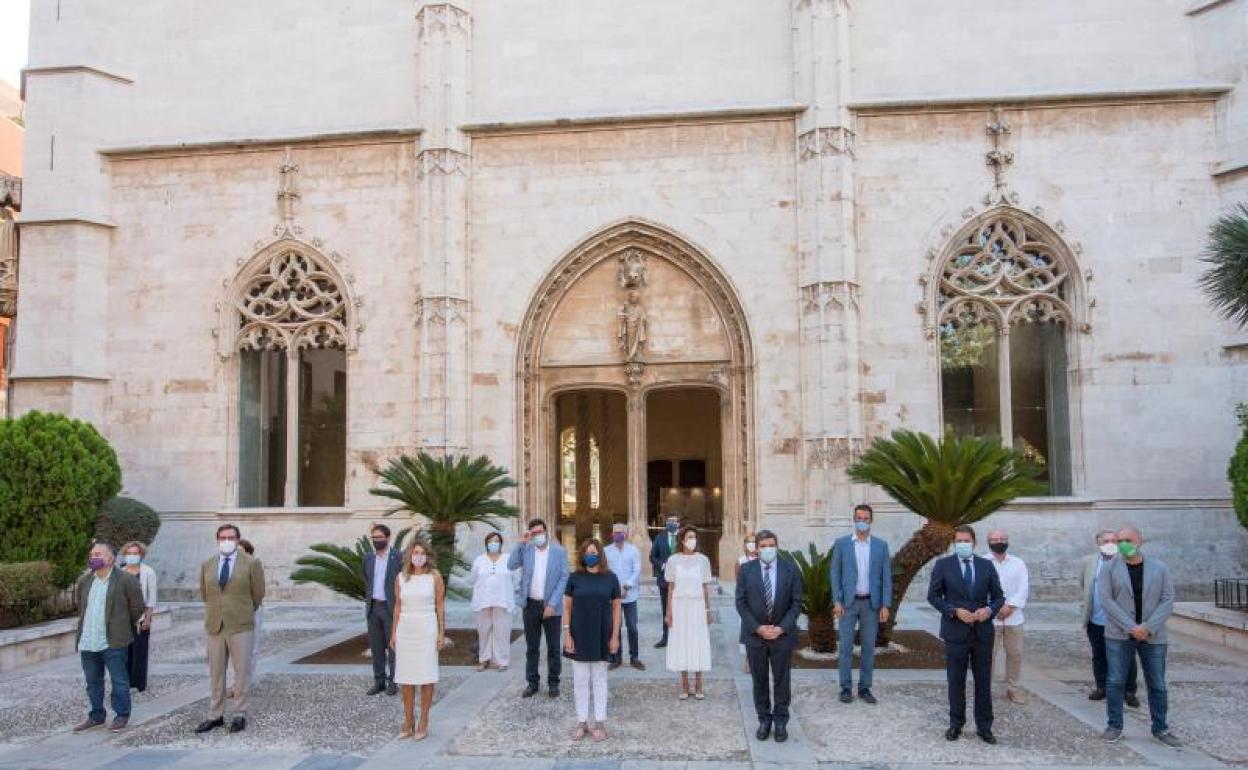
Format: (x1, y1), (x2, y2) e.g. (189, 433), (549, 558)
(0, 411), (122, 588)
(1231, 405), (1248, 531)
(0, 561), (55, 605)
(95, 496), (161, 550)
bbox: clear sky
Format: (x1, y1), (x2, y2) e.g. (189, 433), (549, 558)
(0, 0), (31, 90)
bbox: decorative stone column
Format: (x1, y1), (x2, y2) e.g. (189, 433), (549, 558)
(414, 1), (472, 455)
(793, 0), (864, 523)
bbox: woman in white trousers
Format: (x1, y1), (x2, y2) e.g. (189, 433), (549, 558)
(470, 531), (516, 671)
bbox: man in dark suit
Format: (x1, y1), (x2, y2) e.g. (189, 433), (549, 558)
(649, 514), (681, 648)
(362, 523), (402, 696)
(928, 524), (1005, 744)
(736, 529), (804, 743)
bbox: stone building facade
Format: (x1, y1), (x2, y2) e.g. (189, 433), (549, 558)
(11, 0), (1248, 598)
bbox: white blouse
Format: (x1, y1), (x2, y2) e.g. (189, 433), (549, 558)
(664, 553), (713, 599)
(470, 552), (516, 612)
(127, 564), (158, 610)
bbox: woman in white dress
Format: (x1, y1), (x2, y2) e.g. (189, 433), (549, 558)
(390, 541), (446, 741)
(470, 531), (515, 672)
(664, 526), (714, 700)
(735, 534), (758, 673)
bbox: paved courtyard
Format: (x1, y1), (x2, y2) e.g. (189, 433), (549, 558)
(0, 596), (1244, 770)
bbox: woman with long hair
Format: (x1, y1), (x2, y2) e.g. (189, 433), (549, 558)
(390, 540), (446, 741)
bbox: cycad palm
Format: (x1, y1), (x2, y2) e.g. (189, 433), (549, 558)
(847, 429), (1044, 640)
(290, 528), (413, 601)
(1199, 203), (1248, 326)
(370, 453), (518, 586)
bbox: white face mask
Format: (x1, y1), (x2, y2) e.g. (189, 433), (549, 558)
(123, 554), (142, 566)
(684, 537), (697, 552)
(1099, 542), (1118, 558)
(218, 540), (237, 556)
(745, 542), (757, 554)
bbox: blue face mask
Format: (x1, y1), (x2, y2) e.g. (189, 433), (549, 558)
(532, 533), (547, 548)
(486, 541), (501, 554)
(759, 546), (778, 564)
(666, 523), (679, 533)
(854, 520), (870, 533)
(953, 542), (974, 559)
(583, 553), (600, 568)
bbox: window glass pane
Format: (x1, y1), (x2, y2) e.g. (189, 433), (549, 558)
(297, 348), (346, 506)
(238, 349), (287, 507)
(1009, 323), (1072, 495)
(940, 322), (1001, 438)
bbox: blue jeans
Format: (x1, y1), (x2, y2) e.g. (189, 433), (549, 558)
(837, 597), (879, 691)
(1106, 638), (1167, 733)
(81, 647), (131, 722)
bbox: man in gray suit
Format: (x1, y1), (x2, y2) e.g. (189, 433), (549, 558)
(509, 518), (570, 698)
(362, 523), (402, 696)
(1081, 529), (1138, 706)
(830, 504), (892, 704)
(1097, 526), (1179, 748)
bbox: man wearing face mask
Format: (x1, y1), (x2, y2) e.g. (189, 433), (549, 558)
(72, 543), (145, 733)
(362, 523), (403, 695)
(194, 523), (265, 735)
(830, 504), (892, 704)
(1097, 526), (1179, 747)
(985, 529), (1029, 705)
(649, 514), (682, 648)
(509, 518), (570, 698)
(927, 525), (1004, 744)
(1081, 529), (1139, 706)
(604, 523), (645, 670)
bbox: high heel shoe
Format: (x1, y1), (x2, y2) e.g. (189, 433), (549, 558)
(398, 724), (415, 740)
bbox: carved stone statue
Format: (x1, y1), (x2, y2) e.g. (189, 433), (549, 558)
(617, 289), (647, 362)
(0, 175), (20, 319)
(616, 249), (648, 290)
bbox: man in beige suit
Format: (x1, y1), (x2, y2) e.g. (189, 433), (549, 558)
(194, 523), (265, 734)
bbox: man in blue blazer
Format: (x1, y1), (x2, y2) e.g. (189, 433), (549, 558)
(648, 514), (681, 648)
(362, 524), (403, 696)
(736, 530), (804, 743)
(928, 524), (1005, 744)
(830, 504), (892, 704)
(508, 518), (570, 698)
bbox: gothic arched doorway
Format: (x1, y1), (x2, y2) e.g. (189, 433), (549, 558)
(516, 220), (755, 576)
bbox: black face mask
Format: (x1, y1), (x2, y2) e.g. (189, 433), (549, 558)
(372, 539), (388, 552)
(988, 542), (1008, 554)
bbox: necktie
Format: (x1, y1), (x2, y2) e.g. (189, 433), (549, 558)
(962, 558), (973, 591)
(763, 565), (774, 622)
(219, 556), (232, 589)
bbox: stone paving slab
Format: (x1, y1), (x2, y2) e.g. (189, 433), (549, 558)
(1122, 681), (1248, 765)
(148, 628), (338, 665)
(447, 679), (749, 762)
(1024, 630), (1241, 674)
(0, 674), (203, 743)
(112, 673), (463, 756)
(791, 682), (1148, 765)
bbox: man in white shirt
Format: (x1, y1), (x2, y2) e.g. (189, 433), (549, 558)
(604, 522), (646, 671)
(986, 529), (1029, 705)
(508, 518), (570, 698)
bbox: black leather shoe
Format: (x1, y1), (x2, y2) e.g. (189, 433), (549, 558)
(945, 727), (961, 741)
(228, 717), (245, 733)
(756, 721), (772, 741)
(858, 689), (877, 704)
(839, 688), (853, 704)
(548, 686), (560, 699)
(774, 724), (789, 743)
(977, 730), (997, 744)
(521, 683), (539, 698)
(608, 660), (622, 671)
(385, 681), (397, 696)
(194, 718), (224, 734)
(366, 682), (385, 696)
(654, 639), (667, 648)
(1088, 689), (1106, 701)
(1125, 694), (1141, 708)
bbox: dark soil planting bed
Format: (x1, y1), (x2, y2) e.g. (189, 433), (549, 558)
(293, 627), (523, 667)
(790, 629), (945, 669)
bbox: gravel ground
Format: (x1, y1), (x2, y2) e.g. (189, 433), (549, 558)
(0, 674), (202, 743)
(113, 673), (463, 756)
(1122, 681), (1248, 763)
(148, 627), (337, 664)
(1021, 629), (1236, 673)
(447, 678), (750, 761)
(793, 682), (1146, 765)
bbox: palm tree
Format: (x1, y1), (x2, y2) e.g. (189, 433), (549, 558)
(370, 453), (519, 586)
(1199, 202), (1248, 326)
(847, 429), (1044, 642)
(784, 543), (835, 653)
(290, 528), (414, 601)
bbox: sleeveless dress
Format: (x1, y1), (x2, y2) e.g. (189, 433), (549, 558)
(394, 573), (439, 685)
(665, 553), (714, 672)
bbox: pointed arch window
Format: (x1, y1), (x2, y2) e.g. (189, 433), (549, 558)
(232, 247), (350, 507)
(933, 210), (1079, 495)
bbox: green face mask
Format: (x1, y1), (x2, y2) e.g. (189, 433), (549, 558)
(1117, 541), (1139, 558)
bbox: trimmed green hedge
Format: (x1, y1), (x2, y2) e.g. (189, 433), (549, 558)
(0, 561), (55, 605)
(96, 496), (161, 550)
(1231, 408), (1248, 531)
(0, 411), (122, 588)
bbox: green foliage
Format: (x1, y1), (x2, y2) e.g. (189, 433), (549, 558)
(370, 453), (518, 587)
(1230, 411), (1248, 531)
(1199, 202), (1248, 327)
(0, 561), (55, 605)
(782, 543), (833, 617)
(0, 411), (122, 588)
(95, 496), (161, 549)
(290, 528), (414, 601)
